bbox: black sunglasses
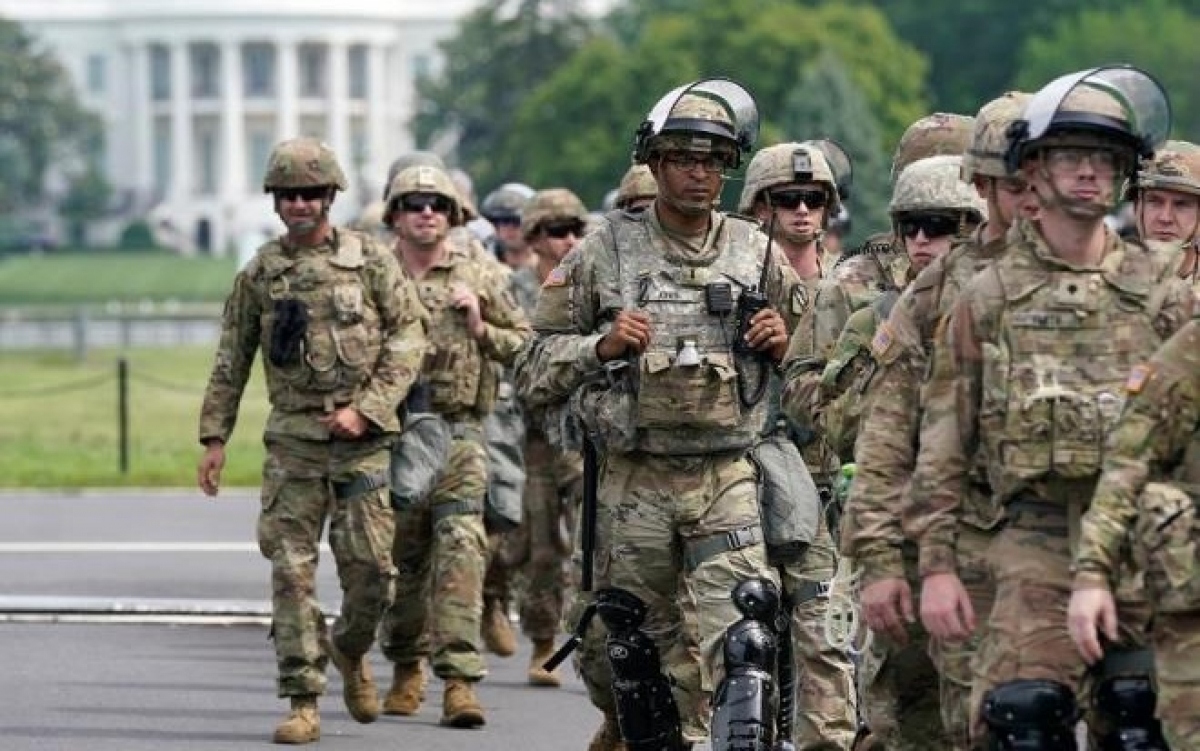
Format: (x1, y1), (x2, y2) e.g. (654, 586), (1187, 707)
(542, 220), (585, 239)
(398, 194), (453, 214)
(276, 186), (330, 202)
(489, 215), (521, 228)
(768, 188), (828, 211)
(897, 214), (960, 239)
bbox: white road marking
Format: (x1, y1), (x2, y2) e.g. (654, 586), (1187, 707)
(0, 542), (331, 553)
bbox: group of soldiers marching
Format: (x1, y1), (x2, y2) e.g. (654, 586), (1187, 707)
(196, 62), (1200, 751)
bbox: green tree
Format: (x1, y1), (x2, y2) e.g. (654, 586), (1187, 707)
(412, 0), (597, 192)
(0, 16), (101, 213)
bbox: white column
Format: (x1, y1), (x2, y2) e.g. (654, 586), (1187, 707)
(169, 40), (193, 201)
(366, 42), (388, 187)
(327, 40), (350, 166)
(277, 39), (299, 140)
(220, 40), (246, 197)
(129, 41), (154, 201)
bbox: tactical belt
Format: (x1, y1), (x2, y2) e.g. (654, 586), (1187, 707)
(1004, 497), (1070, 534)
(332, 469), (388, 501)
(684, 525), (763, 571)
(432, 499), (482, 523)
(791, 579), (831, 606)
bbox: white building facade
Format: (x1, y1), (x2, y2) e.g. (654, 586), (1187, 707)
(0, 0), (480, 254)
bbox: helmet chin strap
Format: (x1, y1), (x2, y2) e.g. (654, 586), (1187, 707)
(1032, 163), (1119, 221)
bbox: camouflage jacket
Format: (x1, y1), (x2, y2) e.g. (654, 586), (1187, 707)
(198, 228), (428, 443)
(909, 221), (1192, 578)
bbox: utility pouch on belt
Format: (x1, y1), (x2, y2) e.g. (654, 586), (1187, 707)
(268, 299), (309, 367)
(389, 382), (451, 510)
(747, 432), (821, 565)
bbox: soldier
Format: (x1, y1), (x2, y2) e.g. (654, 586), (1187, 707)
(1069, 318), (1200, 748)
(737, 141), (859, 750)
(614, 163), (658, 215)
(908, 66), (1188, 747)
(482, 182), (537, 268)
(841, 92), (1030, 751)
(196, 137), (428, 744)
(515, 78), (801, 748)
(377, 164), (531, 729)
(1129, 140), (1200, 293)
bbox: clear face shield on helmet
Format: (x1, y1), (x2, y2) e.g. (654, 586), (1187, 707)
(634, 78), (760, 169)
(802, 138), (853, 201)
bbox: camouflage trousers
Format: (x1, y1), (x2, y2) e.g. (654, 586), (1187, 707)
(858, 611), (947, 750)
(256, 435), (396, 697)
(1153, 611), (1200, 748)
(781, 511), (859, 750)
(380, 434), (489, 680)
(970, 518), (1152, 744)
(505, 431), (580, 640)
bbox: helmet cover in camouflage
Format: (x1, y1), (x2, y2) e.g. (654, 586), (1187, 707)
(737, 142), (840, 215)
(262, 137), (348, 192)
(635, 78), (759, 168)
(481, 182), (536, 222)
(1137, 139), (1200, 197)
(615, 164), (658, 208)
(383, 151), (447, 199)
(890, 113), (974, 183)
(521, 188), (588, 239)
(890, 154), (987, 219)
(961, 91), (1031, 181)
(383, 164), (463, 226)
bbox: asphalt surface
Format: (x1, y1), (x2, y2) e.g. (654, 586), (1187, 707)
(0, 489), (600, 751)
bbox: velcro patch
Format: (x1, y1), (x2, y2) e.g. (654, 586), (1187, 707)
(871, 322), (895, 359)
(543, 266), (568, 288)
(1125, 364), (1153, 395)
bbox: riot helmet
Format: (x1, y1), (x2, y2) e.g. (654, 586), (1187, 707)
(633, 78), (758, 169)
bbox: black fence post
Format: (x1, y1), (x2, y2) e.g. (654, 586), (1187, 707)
(117, 357), (129, 475)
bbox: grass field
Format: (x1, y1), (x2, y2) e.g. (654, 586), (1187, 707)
(0, 250), (239, 306)
(0, 347), (268, 488)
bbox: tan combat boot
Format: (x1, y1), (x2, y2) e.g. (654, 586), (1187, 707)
(440, 678), (486, 728)
(272, 695), (320, 745)
(481, 597), (517, 657)
(326, 639), (381, 723)
(527, 637), (561, 687)
(587, 712), (627, 751)
(383, 661), (426, 716)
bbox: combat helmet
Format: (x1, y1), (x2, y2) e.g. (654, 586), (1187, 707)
(634, 78), (759, 169)
(481, 182), (536, 224)
(521, 188), (589, 240)
(737, 142), (841, 216)
(383, 151), (447, 199)
(802, 138), (853, 200)
(1134, 139), (1200, 198)
(891, 113), (974, 183)
(263, 137), (348, 192)
(890, 154), (987, 222)
(962, 92), (1031, 182)
(383, 164), (463, 226)
(615, 164), (657, 209)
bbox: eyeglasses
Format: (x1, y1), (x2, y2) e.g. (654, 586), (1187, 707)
(542, 220), (585, 239)
(398, 194), (453, 214)
(276, 186), (330, 202)
(1044, 147), (1120, 174)
(768, 188), (828, 211)
(662, 152), (727, 174)
(897, 214), (960, 239)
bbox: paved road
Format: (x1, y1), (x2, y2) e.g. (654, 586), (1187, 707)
(0, 490), (601, 751)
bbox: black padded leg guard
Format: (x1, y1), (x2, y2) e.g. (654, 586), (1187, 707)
(1093, 675), (1169, 751)
(981, 679), (1080, 751)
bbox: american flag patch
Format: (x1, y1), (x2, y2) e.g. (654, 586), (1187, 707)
(1125, 364), (1153, 395)
(543, 266), (568, 288)
(871, 322), (895, 358)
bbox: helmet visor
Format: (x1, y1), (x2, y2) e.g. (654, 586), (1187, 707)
(641, 78), (759, 154)
(1022, 65), (1170, 152)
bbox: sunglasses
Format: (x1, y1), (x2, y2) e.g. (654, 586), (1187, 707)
(542, 220), (585, 239)
(897, 214), (960, 239)
(276, 186), (330, 202)
(768, 188), (828, 211)
(489, 216), (521, 228)
(398, 194), (453, 214)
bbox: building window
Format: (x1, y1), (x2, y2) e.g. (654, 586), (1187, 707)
(299, 44), (327, 98)
(349, 45), (368, 100)
(196, 125), (218, 195)
(299, 115), (326, 142)
(350, 116), (368, 171)
(411, 53), (431, 80)
(243, 43), (275, 97)
(86, 53), (106, 94)
(153, 117), (172, 194)
(191, 43), (219, 99)
(247, 125), (274, 190)
(150, 45), (171, 101)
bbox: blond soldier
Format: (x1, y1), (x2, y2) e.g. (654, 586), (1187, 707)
(197, 138), (429, 744)
(377, 165), (531, 729)
(738, 141), (858, 750)
(1131, 140), (1200, 297)
(1069, 319), (1200, 748)
(908, 68), (1189, 747)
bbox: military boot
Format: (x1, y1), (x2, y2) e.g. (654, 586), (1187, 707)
(481, 597), (517, 657)
(527, 637), (561, 687)
(272, 696), (320, 745)
(383, 661), (426, 716)
(587, 713), (627, 751)
(440, 678), (486, 728)
(326, 639), (381, 723)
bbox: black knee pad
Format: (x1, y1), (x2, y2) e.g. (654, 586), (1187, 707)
(981, 680), (1079, 751)
(1093, 675), (1168, 751)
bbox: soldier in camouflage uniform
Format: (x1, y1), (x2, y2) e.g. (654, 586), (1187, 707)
(614, 164), (658, 215)
(196, 137), (429, 744)
(377, 164), (531, 729)
(515, 79), (801, 748)
(1129, 140), (1200, 296)
(737, 141), (859, 750)
(1069, 318), (1200, 748)
(482, 182), (537, 268)
(908, 67), (1190, 747)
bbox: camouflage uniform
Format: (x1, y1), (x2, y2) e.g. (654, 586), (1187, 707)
(1134, 141), (1200, 303)
(1074, 319), (1200, 747)
(378, 167), (531, 696)
(197, 139), (429, 724)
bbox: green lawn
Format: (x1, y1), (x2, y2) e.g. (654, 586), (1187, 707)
(0, 347), (268, 488)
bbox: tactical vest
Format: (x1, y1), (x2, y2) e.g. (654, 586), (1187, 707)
(603, 212), (769, 455)
(414, 247), (488, 418)
(257, 232), (382, 411)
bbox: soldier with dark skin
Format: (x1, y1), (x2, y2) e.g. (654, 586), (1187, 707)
(197, 137), (429, 745)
